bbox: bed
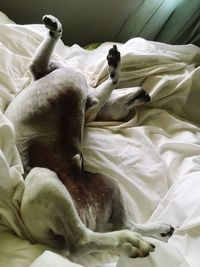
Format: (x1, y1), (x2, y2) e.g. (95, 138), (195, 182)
(0, 10), (200, 267)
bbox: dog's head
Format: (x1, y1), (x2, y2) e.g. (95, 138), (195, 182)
(126, 87), (151, 106)
(95, 87), (151, 121)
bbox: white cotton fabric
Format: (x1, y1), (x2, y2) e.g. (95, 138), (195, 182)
(0, 11), (200, 267)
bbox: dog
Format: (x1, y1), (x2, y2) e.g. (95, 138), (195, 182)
(5, 15), (174, 259)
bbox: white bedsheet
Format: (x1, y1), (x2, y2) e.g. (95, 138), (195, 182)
(0, 12), (200, 267)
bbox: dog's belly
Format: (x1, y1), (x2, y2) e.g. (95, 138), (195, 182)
(27, 141), (113, 232)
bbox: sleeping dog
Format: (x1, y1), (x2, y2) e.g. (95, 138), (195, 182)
(5, 15), (173, 258)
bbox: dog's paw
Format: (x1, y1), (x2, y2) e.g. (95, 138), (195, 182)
(135, 222), (174, 242)
(154, 223), (174, 242)
(42, 15), (62, 36)
(119, 230), (155, 258)
(107, 45), (121, 84)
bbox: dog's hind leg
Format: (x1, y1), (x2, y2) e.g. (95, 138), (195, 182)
(108, 179), (174, 242)
(21, 167), (155, 258)
(30, 15), (63, 80)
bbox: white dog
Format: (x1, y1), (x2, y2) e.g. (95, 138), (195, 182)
(5, 15), (173, 259)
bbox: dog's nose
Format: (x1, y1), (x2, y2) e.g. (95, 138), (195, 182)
(145, 92), (151, 102)
(137, 88), (151, 103)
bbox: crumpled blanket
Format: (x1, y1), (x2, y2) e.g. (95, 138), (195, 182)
(0, 18), (200, 267)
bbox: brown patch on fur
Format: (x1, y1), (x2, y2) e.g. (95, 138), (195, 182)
(28, 141), (114, 231)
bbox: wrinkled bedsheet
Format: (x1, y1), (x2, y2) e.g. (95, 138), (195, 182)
(0, 11), (200, 267)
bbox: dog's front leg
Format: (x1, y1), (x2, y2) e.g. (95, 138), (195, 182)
(30, 15), (63, 80)
(85, 45), (121, 122)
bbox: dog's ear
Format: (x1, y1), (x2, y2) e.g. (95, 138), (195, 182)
(85, 96), (99, 122)
(86, 96), (98, 110)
